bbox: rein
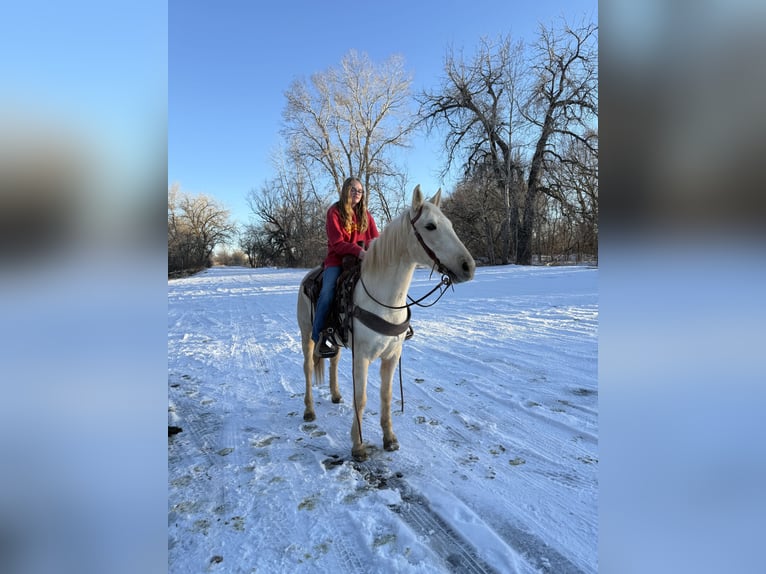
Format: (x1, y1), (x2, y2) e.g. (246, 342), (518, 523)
(359, 273), (452, 311)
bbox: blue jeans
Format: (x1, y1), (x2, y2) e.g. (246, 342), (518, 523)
(311, 265), (342, 343)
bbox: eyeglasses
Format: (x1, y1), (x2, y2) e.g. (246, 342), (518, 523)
(350, 188), (364, 195)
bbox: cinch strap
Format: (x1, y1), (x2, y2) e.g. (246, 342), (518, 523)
(352, 305), (411, 336)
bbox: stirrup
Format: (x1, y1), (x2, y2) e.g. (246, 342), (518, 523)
(405, 325), (414, 340)
(315, 329), (339, 358)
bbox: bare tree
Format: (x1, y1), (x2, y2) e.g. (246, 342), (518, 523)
(281, 50), (414, 223)
(241, 133), (327, 267)
(239, 222), (279, 268)
(441, 171), (505, 265)
(418, 35), (526, 263)
(418, 20), (597, 265)
(518, 21), (598, 264)
(243, 154), (327, 268)
(542, 130), (598, 260)
(168, 185), (236, 274)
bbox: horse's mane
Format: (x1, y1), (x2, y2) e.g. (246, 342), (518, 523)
(362, 209), (411, 275)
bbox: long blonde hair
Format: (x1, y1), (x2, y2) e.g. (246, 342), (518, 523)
(337, 177), (369, 234)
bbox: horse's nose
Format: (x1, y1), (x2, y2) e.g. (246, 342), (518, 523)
(461, 258), (476, 280)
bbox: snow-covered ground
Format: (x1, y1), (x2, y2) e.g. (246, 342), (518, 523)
(168, 263), (598, 573)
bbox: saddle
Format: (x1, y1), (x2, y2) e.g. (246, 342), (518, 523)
(303, 256), (413, 347)
(302, 256), (362, 347)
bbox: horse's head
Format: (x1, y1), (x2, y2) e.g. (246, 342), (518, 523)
(408, 185), (475, 284)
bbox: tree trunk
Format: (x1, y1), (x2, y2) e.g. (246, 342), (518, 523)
(501, 181), (511, 265)
(499, 217), (509, 265)
(509, 203), (519, 263)
(516, 202), (534, 265)
(483, 215), (496, 265)
(517, 110), (554, 265)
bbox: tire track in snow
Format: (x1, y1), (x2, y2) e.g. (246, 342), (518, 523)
(328, 512), (375, 574)
(392, 495), (500, 574)
(229, 275), (302, 399)
(352, 457), (586, 574)
(353, 458), (504, 574)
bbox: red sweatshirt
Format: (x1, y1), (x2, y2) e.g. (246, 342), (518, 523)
(323, 203), (379, 268)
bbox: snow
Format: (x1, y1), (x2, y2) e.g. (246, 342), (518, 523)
(168, 263), (598, 573)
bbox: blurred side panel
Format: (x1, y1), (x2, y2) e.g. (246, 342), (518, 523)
(0, 2), (167, 574)
(600, 0), (766, 573)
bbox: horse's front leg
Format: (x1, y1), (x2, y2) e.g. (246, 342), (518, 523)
(379, 355), (399, 452)
(351, 355), (370, 461)
(329, 350), (342, 404)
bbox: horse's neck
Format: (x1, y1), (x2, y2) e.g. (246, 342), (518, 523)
(361, 261), (416, 311)
(357, 213), (417, 314)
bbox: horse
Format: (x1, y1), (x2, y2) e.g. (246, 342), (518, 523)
(296, 185), (476, 460)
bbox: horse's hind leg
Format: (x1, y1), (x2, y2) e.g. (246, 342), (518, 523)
(379, 356), (399, 452)
(329, 351), (342, 404)
(302, 337), (316, 421)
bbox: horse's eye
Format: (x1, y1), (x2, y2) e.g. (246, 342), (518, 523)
(425, 223), (437, 231)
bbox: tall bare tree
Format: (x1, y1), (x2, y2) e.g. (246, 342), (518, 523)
(418, 20), (597, 264)
(281, 50), (415, 223)
(418, 35), (526, 263)
(519, 21), (598, 264)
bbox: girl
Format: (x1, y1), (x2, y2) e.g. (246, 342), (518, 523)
(311, 177), (379, 357)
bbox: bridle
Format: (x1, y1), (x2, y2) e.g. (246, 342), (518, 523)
(358, 205), (454, 312)
(409, 205), (455, 282)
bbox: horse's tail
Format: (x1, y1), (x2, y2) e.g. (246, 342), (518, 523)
(313, 354), (325, 388)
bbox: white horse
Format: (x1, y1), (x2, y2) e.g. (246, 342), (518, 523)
(297, 185), (475, 460)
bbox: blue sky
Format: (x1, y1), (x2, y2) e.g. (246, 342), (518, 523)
(170, 0), (597, 226)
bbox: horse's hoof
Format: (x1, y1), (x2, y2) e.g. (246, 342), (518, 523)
(303, 412), (316, 422)
(332, 396), (342, 404)
(384, 439), (400, 452)
(352, 447), (367, 461)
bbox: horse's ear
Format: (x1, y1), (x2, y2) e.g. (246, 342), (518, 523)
(429, 188), (442, 207)
(411, 185), (424, 211)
